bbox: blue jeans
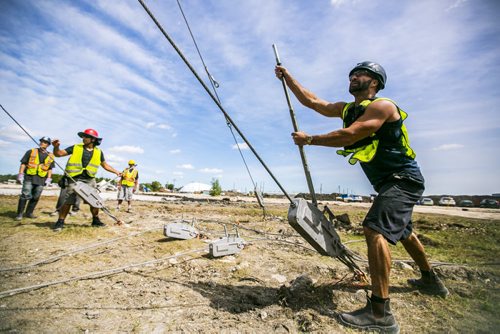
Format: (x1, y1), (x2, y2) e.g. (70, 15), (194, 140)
(20, 180), (44, 201)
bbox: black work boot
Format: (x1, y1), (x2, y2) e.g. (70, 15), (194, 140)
(408, 269), (449, 298)
(91, 216), (106, 227)
(339, 294), (400, 334)
(15, 198), (28, 220)
(24, 199), (39, 218)
(53, 219), (65, 231)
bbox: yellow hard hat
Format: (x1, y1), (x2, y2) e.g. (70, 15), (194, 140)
(128, 160), (136, 165)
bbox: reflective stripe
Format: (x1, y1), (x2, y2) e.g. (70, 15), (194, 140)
(26, 149), (39, 176)
(121, 168), (138, 187)
(65, 144), (101, 178)
(26, 149), (53, 177)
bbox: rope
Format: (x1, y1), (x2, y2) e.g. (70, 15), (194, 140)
(0, 248), (206, 299)
(0, 227), (163, 272)
(1, 219), (492, 299)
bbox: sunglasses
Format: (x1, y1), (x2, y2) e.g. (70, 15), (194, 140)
(349, 70), (373, 80)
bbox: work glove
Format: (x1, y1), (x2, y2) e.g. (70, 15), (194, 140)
(17, 173), (24, 184)
(45, 178), (52, 186)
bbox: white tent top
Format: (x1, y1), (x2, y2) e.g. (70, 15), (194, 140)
(179, 182), (211, 193)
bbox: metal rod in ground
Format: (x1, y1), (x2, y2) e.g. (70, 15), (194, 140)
(272, 44), (318, 207)
(137, 0), (294, 206)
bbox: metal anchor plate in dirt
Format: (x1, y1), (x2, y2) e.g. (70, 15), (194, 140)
(164, 222), (199, 240)
(74, 181), (106, 209)
(209, 226), (245, 257)
(287, 198), (346, 258)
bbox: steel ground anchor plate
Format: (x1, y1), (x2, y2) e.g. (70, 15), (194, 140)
(287, 198), (345, 257)
(73, 181), (105, 208)
(208, 236), (245, 257)
(164, 222), (199, 240)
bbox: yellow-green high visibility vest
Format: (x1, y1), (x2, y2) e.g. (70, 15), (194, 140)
(65, 144), (102, 178)
(26, 148), (54, 177)
(336, 98), (416, 165)
(121, 168), (138, 187)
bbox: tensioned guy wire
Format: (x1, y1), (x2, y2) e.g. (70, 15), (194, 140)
(176, 0), (265, 214)
(137, 0), (295, 205)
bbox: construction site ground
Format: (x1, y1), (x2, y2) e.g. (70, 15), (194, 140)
(0, 190), (499, 333)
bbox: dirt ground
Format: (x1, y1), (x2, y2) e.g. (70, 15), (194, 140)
(0, 194), (498, 333)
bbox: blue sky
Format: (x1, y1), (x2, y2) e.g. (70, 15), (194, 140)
(1, 0), (499, 196)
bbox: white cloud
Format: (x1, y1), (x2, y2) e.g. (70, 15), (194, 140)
(173, 171), (184, 176)
(232, 142), (249, 150)
(177, 164), (194, 170)
(108, 146), (145, 154)
(105, 154), (126, 163)
(1, 0), (498, 195)
(447, 0), (467, 11)
(199, 168), (223, 174)
(330, 0), (348, 7)
(0, 125), (36, 142)
(145, 122), (171, 130)
(432, 144), (465, 151)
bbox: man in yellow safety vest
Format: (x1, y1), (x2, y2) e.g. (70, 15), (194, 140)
(117, 160), (139, 213)
(15, 136), (55, 220)
(52, 128), (121, 230)
(275, 61), (449, 333)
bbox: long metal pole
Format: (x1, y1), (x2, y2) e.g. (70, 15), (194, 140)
(137, 0), (295, 205)
(0, 104), (68, 175)
(272, 44), (318, 207)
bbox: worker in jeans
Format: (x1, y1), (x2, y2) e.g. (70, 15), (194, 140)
(15, 136), (55, 221)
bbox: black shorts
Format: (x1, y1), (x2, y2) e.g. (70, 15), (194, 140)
(363, 178), (424, 245)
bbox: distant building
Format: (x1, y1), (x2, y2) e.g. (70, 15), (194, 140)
(179, 182), (211, 193)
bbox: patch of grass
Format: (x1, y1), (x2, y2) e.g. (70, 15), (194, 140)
(231, 266), (253, 280)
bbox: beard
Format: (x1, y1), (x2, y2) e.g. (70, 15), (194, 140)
(349, 79), (372, 94)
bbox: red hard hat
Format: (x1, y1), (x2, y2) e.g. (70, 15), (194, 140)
(78, 128), (99, 139)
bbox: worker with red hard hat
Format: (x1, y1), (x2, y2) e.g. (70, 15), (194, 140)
(52, 128), (121, 230)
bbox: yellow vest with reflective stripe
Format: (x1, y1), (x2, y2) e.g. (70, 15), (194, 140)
(65, 144), (102, 178)
(336, 98), (416, 165)
(26, 148), (54, 177)
(121, 168), (138, 187)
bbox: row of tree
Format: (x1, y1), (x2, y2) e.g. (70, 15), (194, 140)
(1, 174), (222, 196)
